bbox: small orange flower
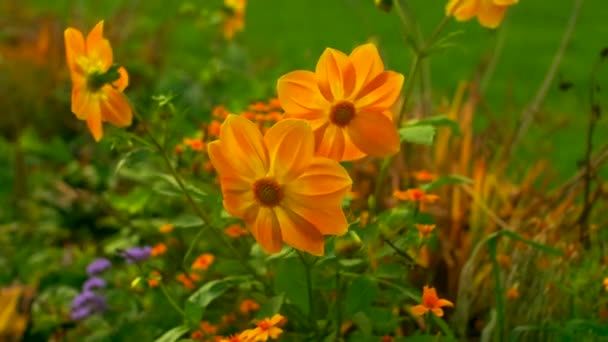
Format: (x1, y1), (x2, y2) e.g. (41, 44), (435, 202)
(239, 299), (260, 314)
(249, 102), (269, 112)
(220, 335), (242, 342)
(191, 330), (205, 340)
(213, 105), (230, 119)
(413, 170), (436, 182)
(268, 98), (281, 109)
(415, 224), (436, 239)
(200, 321), (218, 335)
(496, 254), (511, 268)
(411, 286), (454, 317)
(223, 0), (247, 40)
(507, 286), (520, 300)
(446, 0), (519, 29)
(207, 115), (352, 255)
(208, 120), (222, 137)
(394, 188), (439, 211)
(225, 223), (249, 238)
(64, 21), (132, 141)
(603, 277), (608, 292)
(177, 273), (201, 290)
(159, 224), (175, 233)
(221, 313), (237, 325)
(192, 253), (215, 271)
(174, 144), (185, 156)
(184, 137), (205, 151)
(150, 243), (167, 257)
(277, 43), (403, 161)
(240, 314), (286, 341)
(148, 270), (161, 288)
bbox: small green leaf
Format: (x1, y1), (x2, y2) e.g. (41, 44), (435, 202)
(352, 312), (372, 337)
(345, 276), (378, 316)
(154, 325), (190, 342)
(255, 294), (285, 319)
(407, 115), (462, 136)
(399, 125), (436, 145)
(187, 276), (249, 320)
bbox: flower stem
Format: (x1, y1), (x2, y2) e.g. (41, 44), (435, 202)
(160, 283), (186, 318)
(297, 251), (316, 332)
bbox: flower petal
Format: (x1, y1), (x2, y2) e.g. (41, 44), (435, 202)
(64, 27), (85, 74)
(438, 299), (454, 308)
(315, 48), (355, 101)
(410, 305), (429, 316)
(218, 115), (269, 180)
(355, 71), (404, 111)
(446, 0), (479, 21)
(494, 0), (518, 5)
(287, 157), (352, 198)
(251, 207), (283, 254)
(84, 100), (103, 141)
(113, 66), (129, 92)
(477, 1), (507, 28)
(277, 70), (329, 117)
(100, 86), (132, 127)
(431, 307), (444, 317)
(85, 21), (113, 70)
(349, 43), (384, 96)
(315, 124), (347, 161)
(71, 85), (91, 120)
(275, 206), (325, 255)
(264, 119), (315, 182)
(347, 111), (400, 158)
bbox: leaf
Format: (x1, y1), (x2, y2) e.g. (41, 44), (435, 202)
(154, 325), (190, 342)
(273, 257), (309, 315)
(351, 312), (372, 337)
(399, 125), (436, 145)
(255, 294), (285, 320)
(345, 276), (378, 316)
(187, 276), (249, 322)
(406, 115), (462, 136)
(114, 148), (151, 176)
(421, 175), (473, 192)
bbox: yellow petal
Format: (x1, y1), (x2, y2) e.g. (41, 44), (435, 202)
(218, 115), (269, 180)
(355, 71), (404, 111)
(349, 43), (384, 96)
(277, 70), (329, 117)
(64, 27), (85, 74)
(113, 66), (129, 92)
(100, 87), (132, 127)
(251, 207), (283, 254)
(446, 0), (479, 21)
(410, 305), (429, 316)
(85, 20), (113, 70)
(315, 48), (355, 101)
(494, 0), (518, 5)
(347, 111), (400, 158)
(477, 0), (507, 28)
(275, 206), (325, 256)
(264, 119), (315, 182)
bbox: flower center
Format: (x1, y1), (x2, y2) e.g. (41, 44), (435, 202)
(257, 320), (271, 330)
(253, 178), (283, 207)
(330, 101), (356, 127)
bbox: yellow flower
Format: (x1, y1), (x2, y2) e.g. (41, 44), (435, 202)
(207, 115), (352, 255)
(411, 286), (454, 317)
(223, 0), (247, 40)
(277, 43), (403, 161)
(240, 314), (286, 342)
(446, 0), (519, 29)
(64, 21), (132, 141)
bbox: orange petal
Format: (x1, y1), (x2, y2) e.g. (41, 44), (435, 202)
(71, 85), (91, 120)
(275, 206), (325, 256)
(410, 305), (429, 316)
(315, 124), (348, 161)
(64, 27), (85, 74)
(251, 207), (283, 254)
(100, 87), (132, 127)
(84, 100), (103, 141)
(113, 67), (129, 92)
(218, 115), (269, 179)
(315, 48), (355, 101)
(438, 299), (454, 308)
(431, 307), (444, 317)
(355, 71), (404, 111)
(349, 43), (384, 96)
(477, 1), (507, 28)
(347, 111), (400, 158)
(85, 21), (113, 70)
(446, 0), (479, 20)
(277, 70), (329, 117)
(287, 157), (352, 198)
(494, 0), (518, 5)
(264, 119), (315, 182)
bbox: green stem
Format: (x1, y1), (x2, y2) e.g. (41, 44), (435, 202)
(297, 251), (316, 331)
(488, 237), (505, 342)
(160, 283), (186, 318)
(334, 269), (342, 341)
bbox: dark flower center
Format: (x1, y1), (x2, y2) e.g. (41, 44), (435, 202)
(253, 178), (283, 207)
(330, 101), (356, 127)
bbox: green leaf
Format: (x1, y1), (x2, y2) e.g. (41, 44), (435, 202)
(399, 125), (436, 145)
(154, 325), (190, 342)
(406, 115), (462, 136)
(351, 312), (372, 337)
(421, 175), (473, 192)
(255, 294), (285, 319)
(274, 257), (309, 315)
(345, 276), (378, 316)
(187, 276), (249, 321)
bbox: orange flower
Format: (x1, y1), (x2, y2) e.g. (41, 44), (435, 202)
(148, 270), (161, 288)
(191, 330), (205, 340)
(184, 137), (205, 151)
(151, 243), (167, 257)
(207, 115), (352, 255)
(446, 0), (519, 29)
(174, 144), (185, 156)
(220, 335), (243, 342)
(64, 21), (132, 141)
(223, 0), (247, 40)
(208, 120), (222, 137)
(415, 224), (435, 239)
(177, 273), (201, 290)
(225, 223), (250, 238)
(394, 188), (439, 211)
(213, 105), (230, 119)
(200, 321), (218, 335)
(277, 43), (403, 161)
(240, 314), (286, 342)
(159, 223), (175, 233)
(413, 170), (436, 182)
(411, 286), (454, 317)
(604, 277), (608, 292)
(192, 253), (215, 271)
(239, 299), (260, 314)
(507, 285), (520, 300)
(496, 254), (511, 268)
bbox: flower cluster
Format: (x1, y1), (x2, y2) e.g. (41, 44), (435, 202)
(70, 258), (111, 320)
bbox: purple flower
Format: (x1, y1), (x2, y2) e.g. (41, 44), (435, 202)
(86, 258), (112, 276)
(70, 306), (92, 321)
(83, 277), (106, 291)
(120, 246), (152, 264)
(70, 291), (108, 321)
